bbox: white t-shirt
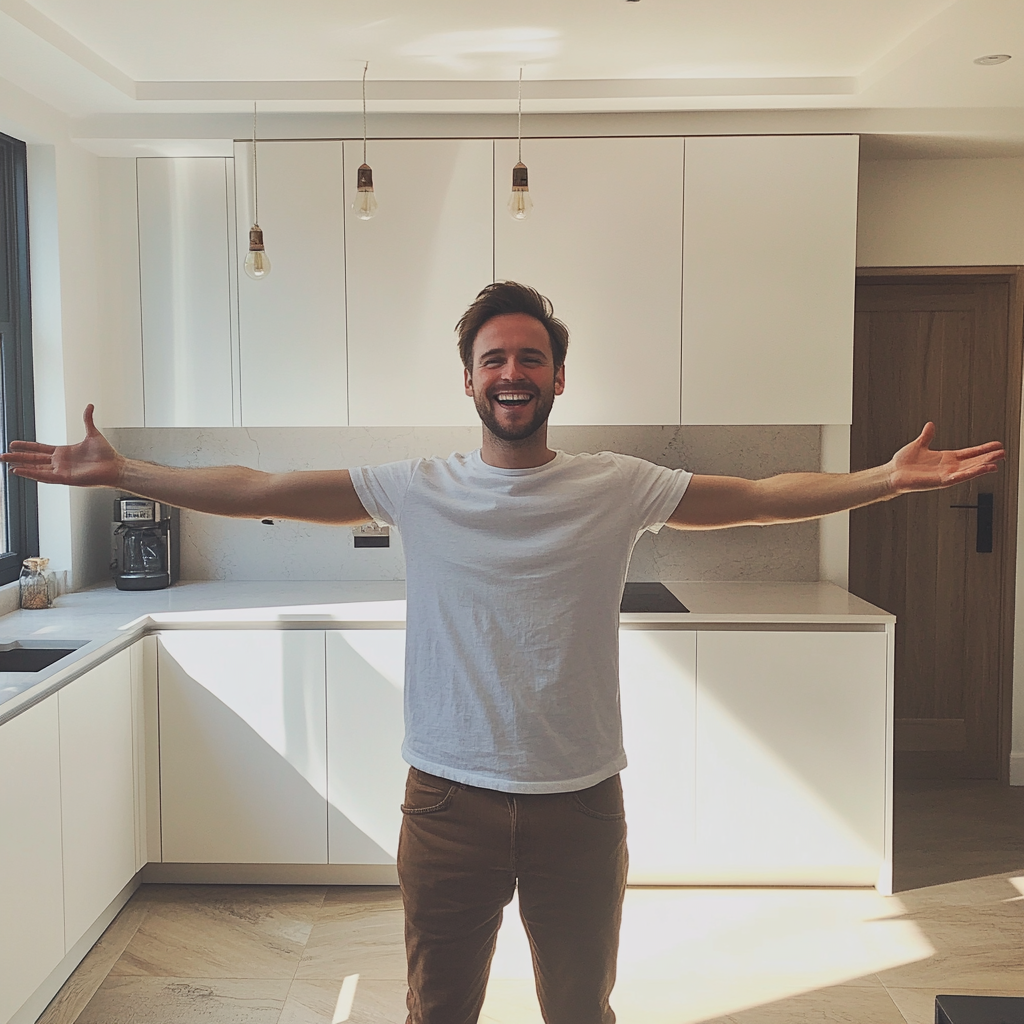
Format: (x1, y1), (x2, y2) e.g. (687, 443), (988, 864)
(349, 449), (691, 794)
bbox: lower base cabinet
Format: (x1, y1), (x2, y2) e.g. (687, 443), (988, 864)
(158, 630), (329, 863)
(0, 700), (65, 1024)
(326, 630), (407, 864)
(621, 628), (890, 886)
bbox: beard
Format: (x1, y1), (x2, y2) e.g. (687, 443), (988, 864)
(473, 384), (555, 442)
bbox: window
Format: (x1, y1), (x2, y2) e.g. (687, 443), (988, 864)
(0, 131), (38, 585)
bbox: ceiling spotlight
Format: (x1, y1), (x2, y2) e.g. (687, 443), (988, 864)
(974, 54), (1011, 65)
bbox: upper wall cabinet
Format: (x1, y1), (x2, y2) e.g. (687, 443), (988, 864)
(234, 141), (348, 426)
(345, 140), (492, 426)
(137, 158), (237, 427)
(681, 135), (859, 425)
(494, 137), (684, 426)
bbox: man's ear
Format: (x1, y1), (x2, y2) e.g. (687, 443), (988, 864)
(464, 366), (474, 397)
(554, 364), (565, 396)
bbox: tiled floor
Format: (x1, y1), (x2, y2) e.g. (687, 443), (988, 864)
(37, 779), (1024, 1024)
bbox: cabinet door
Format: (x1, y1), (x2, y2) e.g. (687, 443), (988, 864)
(326, 630), (407, 863)
(345, 139), (492, 426)
(681, 134), (859, 424)
(619, 629), (696, 883)
(137, 157), (237, 427)
(159, 631), (328, 863)
(694, 630), (887, 884)
(0, 701), (65, 1024)
(59, 649), (138, 950)
(234, 141), (348, 426)
(131, 635), (160, 868)
(494, 137), (683, 426)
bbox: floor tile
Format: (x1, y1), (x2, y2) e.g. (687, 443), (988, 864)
(295, 888), (406, 981)
(697, 982), (906, 1024)
(110, 884), (325, 979)
(74, 976), (290, 1024)
(280, 978), (408, 1024)
(36, 896), (149, 1024)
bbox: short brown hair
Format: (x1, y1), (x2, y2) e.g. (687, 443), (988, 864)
(456, 282), (569, 371)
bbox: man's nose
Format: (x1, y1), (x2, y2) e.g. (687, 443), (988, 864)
(500, 360), (527, 379)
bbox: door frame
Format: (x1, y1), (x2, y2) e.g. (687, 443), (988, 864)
(855, 265), (1024, 783)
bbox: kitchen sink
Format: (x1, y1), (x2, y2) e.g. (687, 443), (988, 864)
(0, 643), (82, 672)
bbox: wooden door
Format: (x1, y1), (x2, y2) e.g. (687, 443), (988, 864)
(850, 274), (1021, 779)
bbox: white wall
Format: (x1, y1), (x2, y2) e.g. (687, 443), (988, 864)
(857, 154), (1024, 782)
(857, 157), (1024, 267)
(0, 78), (142, 589)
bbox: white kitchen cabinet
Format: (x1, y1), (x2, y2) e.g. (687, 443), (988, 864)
(137, 157), (237, 427)
(494, 137), (684, 426)
(158, 630), (328, 863)
(681, 134), (859, 424)
(0, 700), (65, 1024)
(694, 629), (888, 884)
(58, 649), (138, 950)
(345, 139), (492, 426)
(619, 629), (697, 883)
(234, 140), (348, 426)
(326, 630), (407, 864)
(131, 635), (160, 868)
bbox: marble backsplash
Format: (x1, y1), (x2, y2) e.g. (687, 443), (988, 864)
(106, 425), (822, 583)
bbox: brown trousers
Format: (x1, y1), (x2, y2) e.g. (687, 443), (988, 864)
(397, 767), (628, 1024)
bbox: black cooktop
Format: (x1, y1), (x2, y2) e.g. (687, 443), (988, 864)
(619, 582), (689, 613)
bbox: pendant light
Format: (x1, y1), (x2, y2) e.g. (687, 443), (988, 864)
(243, 101), (271, 280)
(353, 62), (378, 220)
(508, 68), (532, 221)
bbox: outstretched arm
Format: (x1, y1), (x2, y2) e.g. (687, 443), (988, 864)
(668, 422), (1005, 530)
(1, 405), (372, 526)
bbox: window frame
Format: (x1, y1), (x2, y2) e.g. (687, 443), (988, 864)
(0, 131), (39, 585)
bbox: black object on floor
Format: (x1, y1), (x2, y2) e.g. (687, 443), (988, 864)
(936, 995), (1024, 1024)
(619, 582), (689, 613)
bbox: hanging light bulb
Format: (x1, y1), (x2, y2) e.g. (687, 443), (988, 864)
(508, 68), (533, 221)
(353, 62), (378, 220)
(244, 101), (271, 280)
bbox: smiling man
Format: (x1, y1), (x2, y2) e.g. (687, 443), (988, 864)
(2, 281), (1005, 1024)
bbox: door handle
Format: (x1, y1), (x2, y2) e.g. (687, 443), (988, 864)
(950, 492), (993, 553)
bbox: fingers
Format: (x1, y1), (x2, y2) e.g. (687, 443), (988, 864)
(83, 404), (97, 436)
(1, 452), (54, 466)
(7, 440), (56, 455)
(918, 421), (936, 446)
(955, 441), (1005, 460)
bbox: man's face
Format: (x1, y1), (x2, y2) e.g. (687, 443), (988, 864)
(464, 313), (565, 442)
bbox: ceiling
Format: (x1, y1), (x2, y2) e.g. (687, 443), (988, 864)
(1, 0), (1023, 153)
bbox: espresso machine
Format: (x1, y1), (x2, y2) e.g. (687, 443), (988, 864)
(112, 498), (179, 590)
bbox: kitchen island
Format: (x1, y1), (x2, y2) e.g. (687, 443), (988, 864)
(0, 580), (893, 1024)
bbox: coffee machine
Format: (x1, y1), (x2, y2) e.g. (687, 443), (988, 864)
(112, 498), (179, 590)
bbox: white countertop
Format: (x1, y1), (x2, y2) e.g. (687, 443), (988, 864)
(0, 579), (893, 724)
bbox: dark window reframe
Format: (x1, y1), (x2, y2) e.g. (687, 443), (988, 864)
(0, 131), (38, 584)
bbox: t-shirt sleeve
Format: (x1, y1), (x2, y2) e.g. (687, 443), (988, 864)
(621, 455), (693, 533)
(348, 459), (421, 529)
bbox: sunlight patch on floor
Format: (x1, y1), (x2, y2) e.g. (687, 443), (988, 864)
(481, 887), (934, 1024)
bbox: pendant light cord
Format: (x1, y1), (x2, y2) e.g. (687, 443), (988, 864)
(362, 61), (369, 164)
(517, 67), (523, 163)
(251, 101), (259, 226)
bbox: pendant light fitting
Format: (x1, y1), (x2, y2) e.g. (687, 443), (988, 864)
(244, 101), (271, 280)
(508, 67), (533, 221)
(354, 61), (378, 220)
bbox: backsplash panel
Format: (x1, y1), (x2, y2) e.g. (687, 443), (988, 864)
(106, 425), (821, 582)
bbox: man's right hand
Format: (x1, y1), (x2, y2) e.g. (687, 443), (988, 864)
(2, 404), (123, 488)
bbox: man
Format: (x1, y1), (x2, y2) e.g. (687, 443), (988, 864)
(3, 282), (1004, 1024)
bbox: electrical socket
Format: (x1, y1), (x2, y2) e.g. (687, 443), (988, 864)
(353, 523), (390, 548)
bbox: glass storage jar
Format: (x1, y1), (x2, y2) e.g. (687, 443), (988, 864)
(19, 557), (51, 609)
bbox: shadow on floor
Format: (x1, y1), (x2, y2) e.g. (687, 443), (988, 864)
(893, 777), (1024, 892)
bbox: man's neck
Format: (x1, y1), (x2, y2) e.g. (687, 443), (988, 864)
(479, 426), (557, 469)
